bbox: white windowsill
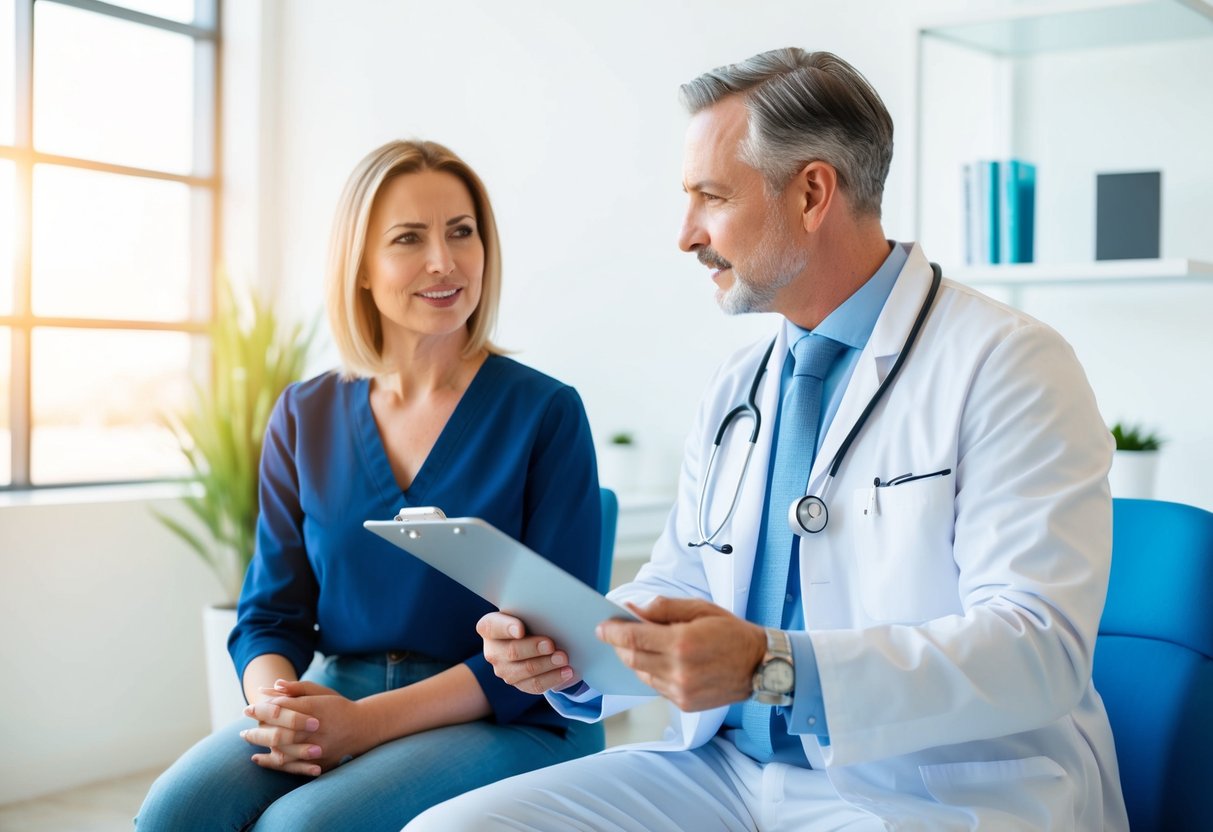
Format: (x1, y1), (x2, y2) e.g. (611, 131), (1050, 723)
(0, 481), (197, 510)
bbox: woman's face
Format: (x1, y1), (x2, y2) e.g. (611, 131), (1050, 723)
(362, 170), (485, 347)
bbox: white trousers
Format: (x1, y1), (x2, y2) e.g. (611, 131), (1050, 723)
(404, 737), (886, 832)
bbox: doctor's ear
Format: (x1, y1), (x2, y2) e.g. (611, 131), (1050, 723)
(793, 161), (838, 233)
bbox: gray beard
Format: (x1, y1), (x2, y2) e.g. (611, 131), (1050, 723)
(717, 235), (806, 315)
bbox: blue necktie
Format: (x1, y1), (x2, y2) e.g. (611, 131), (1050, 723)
(740, 333), (845, 756)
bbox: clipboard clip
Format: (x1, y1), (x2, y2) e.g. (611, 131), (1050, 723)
(393, 506), (448, 522)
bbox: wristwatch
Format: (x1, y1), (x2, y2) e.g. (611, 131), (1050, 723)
(751, 627), (795, 706)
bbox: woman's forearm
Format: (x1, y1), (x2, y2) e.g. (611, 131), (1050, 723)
(359, 663), (492, 745)
(242, 653), (299, 704)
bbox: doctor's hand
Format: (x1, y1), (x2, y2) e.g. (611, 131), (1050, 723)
(597, 596), (766, 713)
(478, 611), (581, 695)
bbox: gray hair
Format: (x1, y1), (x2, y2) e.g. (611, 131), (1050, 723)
(680, 48), (893, 217)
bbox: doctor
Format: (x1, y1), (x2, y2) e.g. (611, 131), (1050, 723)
(408, 48), (1128, 831)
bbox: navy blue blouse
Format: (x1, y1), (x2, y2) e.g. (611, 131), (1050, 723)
(229, 355), (602, 728)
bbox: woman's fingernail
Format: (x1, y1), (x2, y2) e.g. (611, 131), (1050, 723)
(307, 745), (322, 759)
(310, 766), (321, 776)
(551, 653), (567, 667)
(509, 625), (522, 638)
(305, 718), (320, 732)
(537, 640), (552, 655)
(560, 667), (574, 680)
(239, 729), (247, 738)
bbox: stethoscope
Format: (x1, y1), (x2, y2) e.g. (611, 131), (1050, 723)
(688, 262), (943, 554)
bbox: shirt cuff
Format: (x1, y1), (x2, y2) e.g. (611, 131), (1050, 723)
(785, 630), (829, 737)
(545, 683), (605, 720)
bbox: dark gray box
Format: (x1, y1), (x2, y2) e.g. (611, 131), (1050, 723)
(1096, 171), (1161, 260)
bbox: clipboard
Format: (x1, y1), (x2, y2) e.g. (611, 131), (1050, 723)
(363, 513), (654, 697)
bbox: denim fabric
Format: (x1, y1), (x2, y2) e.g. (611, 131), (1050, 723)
(136, 653), (604, 832)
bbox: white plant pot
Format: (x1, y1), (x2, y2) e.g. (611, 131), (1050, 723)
(598, 445), (639, 496)
(1108, 450), (1160, 500)
(203, 605), (246, 731)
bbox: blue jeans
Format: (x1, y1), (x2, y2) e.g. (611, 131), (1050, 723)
(136, 653), (604, 831)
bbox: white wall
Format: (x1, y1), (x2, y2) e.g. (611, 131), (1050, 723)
(0, 489), (221, 804)
(917, 28), (1213, 510)
(258, 0), (933, 493)
(4, 0), (1211, 806)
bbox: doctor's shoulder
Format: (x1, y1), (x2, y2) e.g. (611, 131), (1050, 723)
(931, 280), (1082, 370)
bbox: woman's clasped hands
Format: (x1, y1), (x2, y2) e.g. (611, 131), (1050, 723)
(240, 680), (377, 777)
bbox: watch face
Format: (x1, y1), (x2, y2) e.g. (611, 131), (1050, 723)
(761, 658), (795, 694)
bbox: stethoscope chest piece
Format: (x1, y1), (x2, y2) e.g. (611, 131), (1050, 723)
(789, 494), (829, 535)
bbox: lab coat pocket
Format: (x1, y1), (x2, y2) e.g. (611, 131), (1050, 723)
(920, 756), (1075, 830)
(850, 475), (958, 622)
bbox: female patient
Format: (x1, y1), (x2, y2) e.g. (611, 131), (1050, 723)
(138, 140), (604, 830)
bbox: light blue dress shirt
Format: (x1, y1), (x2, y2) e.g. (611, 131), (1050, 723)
(723, 241), (907, 765)
(554, 244), (909, 756)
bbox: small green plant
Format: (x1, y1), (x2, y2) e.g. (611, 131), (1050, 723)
(155, 274), (315, 603)
(609, 432), (635, 446)
(1109, 422), (1164, 452)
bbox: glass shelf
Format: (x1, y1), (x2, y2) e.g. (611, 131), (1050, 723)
(955, 258), (1213, 287)
(921, 0), (1213, 56)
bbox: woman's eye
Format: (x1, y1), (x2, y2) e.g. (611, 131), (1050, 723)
(702, 193), (722, 203)
(394, 232), (420, 244)
(450, 224), (474, 239)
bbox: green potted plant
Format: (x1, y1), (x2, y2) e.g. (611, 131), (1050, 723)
(155, 273), (314, 728)
(598, 431), (638, 495)
(1108, 422), (1164, 500)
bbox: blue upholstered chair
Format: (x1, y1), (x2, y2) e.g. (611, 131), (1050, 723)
(598, 488), (619, 594)
(1092, 498), (1213, 829)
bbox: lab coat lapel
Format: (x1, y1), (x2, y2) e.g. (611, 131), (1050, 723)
(725, 323), (788, 603)
(807, 244), (934, 493)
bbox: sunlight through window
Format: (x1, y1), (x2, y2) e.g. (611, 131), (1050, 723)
(32, 165), (195, 321)
(0, 0), (13, 145)
(2, 0), (218, 488)
(33, 2), (195, 173)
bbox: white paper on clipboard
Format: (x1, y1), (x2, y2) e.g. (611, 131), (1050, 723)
(363, 515), (655, 697)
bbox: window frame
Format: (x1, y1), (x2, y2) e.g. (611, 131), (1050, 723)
(0, 0), (221, 490)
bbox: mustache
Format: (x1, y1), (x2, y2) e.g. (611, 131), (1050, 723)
(697, 247), (731, 270)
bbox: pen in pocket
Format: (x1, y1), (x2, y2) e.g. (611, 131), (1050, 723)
(874, 468), (951, 488)
(866, 468), (952, 517)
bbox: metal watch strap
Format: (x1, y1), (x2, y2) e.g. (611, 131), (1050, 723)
(751, 627), (794, 706)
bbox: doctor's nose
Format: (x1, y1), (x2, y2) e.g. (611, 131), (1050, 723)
(678, 209), (708, 253)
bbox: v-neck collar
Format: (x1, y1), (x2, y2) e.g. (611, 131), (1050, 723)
(353, 354), (506, 510)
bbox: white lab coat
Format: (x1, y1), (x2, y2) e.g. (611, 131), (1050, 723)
(552, 244), (1129, 830)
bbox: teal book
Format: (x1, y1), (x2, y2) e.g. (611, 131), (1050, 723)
(960, 161), (999, 265)
(999, 160), (1036, 263)
(979, 161), (1000, 264)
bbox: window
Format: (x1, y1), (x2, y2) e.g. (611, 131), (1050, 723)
(0, 0), (218, 488)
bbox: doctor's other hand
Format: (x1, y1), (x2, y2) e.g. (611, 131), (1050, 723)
(597, 596), (766, 713)
(478, 611), (581, 695)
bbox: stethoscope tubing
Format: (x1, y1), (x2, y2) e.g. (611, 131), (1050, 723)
(690, 339), (777, 554)
(688, 262), (943, 552)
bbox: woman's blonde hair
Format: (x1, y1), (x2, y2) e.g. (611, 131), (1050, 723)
(325, 139), (502, 378)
